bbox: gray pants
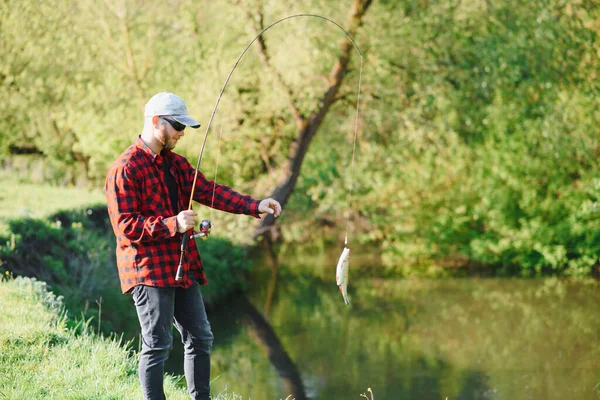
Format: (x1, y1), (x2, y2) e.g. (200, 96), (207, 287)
(132, 283), (214, 400)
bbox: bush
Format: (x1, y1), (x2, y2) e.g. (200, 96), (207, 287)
(196, 236), (252, 305)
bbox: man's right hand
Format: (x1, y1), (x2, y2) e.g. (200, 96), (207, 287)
(176, 210), (197, 233)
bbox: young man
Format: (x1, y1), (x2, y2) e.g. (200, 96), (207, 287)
(105, 92), (282, 400)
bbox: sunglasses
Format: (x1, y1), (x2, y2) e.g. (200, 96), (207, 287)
(160, 116), (186, 132)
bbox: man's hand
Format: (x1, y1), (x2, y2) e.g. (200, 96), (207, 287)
(258, 198), (282, 218)
(176, 210), (197, 233)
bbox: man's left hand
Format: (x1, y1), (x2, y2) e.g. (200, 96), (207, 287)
(258, 198), (282, 218)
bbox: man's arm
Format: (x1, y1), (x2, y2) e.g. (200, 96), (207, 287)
(181, 161), (262, 217)
(178, 158), (282, 219)
(106, 165), (179, 243)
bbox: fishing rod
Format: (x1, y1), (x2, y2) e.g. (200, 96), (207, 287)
(175, 13), (363, 282)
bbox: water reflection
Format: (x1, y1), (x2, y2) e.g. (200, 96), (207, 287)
(170, 267), (600, 400)
(238, 294), (307, 400)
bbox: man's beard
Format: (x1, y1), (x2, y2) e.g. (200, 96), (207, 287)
(160, 131), (176, 151)
(164, 140), (176, 151)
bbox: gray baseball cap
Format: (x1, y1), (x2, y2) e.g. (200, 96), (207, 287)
(144, 92), (201, 128)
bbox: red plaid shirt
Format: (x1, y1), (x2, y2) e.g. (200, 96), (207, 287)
(105, 137), (261, 294)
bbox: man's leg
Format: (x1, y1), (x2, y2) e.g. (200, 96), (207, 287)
(133, 285), (175, 400)
(173, 283), (214, 400)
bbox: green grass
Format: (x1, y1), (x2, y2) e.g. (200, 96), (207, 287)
(0, 172), (106, 239)
(0, 172), (106, 221)
(0, 276), (247, 400)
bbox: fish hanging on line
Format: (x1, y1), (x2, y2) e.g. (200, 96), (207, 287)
(336, 247), (351, 305)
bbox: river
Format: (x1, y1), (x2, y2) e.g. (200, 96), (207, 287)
(165, 254), (600, 400)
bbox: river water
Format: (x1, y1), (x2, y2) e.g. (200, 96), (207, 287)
(167, 256), (600, 400)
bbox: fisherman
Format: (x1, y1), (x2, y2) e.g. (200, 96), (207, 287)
(104, 92), (282, 400)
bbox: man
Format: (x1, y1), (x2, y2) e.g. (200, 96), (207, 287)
(105, 92), (282, 400)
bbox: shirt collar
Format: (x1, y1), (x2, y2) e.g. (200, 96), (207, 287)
(135, 136), (158, 160)
(135, 136), (173, 163)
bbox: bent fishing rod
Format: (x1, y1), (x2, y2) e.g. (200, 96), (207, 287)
(175, 13), (363, 281)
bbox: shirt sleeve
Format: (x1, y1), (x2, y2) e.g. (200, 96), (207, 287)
(180, 159), (261, 218)
(105, 165), (178, 243)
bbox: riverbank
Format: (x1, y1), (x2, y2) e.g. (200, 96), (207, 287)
(0, 276), (252, 399)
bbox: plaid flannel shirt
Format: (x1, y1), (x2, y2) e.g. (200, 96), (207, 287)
(105, 137), (261, 294)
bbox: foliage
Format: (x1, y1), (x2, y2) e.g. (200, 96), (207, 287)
(2, 0), (600, 275)
(195, 236), (252, 305)
(0, 205), (133, 334)
(347, 0), (600, 275)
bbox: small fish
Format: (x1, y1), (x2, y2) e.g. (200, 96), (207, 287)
(335, 247), (350, 305)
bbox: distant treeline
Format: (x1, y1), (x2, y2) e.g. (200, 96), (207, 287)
(2, 0), (599, 275)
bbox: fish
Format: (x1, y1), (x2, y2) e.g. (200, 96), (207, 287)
(335, 247), (351, 305)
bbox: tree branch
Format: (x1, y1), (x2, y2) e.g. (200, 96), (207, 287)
(100, 0), (146, 99)
(245, 6), (306, 128)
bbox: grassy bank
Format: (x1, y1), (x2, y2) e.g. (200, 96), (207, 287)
(0, 276), (252, 399)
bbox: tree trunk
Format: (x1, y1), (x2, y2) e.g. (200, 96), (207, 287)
(252, 0), (372, 243)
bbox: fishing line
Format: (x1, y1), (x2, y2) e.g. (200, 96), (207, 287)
(178, 13), (364, 282)
(202, 14), (364, 239)
(186, 13), (364, 209)
(208, 15), (363, 244)
(209, 124), (223, 220)
(344, 56), (363, 247)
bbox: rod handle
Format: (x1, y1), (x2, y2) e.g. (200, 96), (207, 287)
(175, 234), (189, 281)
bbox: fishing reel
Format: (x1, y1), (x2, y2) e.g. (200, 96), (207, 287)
(176, 219), (212, 282)
(190, 219), (212, 240)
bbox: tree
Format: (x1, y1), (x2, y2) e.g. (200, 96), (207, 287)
(246, 0), (373, 245)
